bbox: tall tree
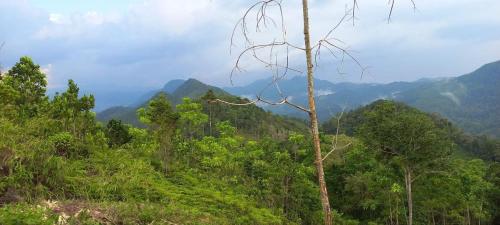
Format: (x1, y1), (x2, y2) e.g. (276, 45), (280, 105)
(176, 97), (208, 140)
(358, 100), (452, 225)
(137, 93), (178, 173)
(4, 56), (47, 118)
(201, 90), (216, 136)
(51, 79), (95, 137)
(300, 1), (333, 222)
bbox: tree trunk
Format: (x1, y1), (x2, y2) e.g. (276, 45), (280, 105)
(443, 209), (446, 225)
(396, 200), (400, 225)
(479, 204), (482, 225)
(283, 176), (291, 216)
(404, 167), (413, 225)
(209, 105), (212, 136)
(301, 0), (332, 224)
(467, 205), (471, 225)
(390, 200), (394, 225)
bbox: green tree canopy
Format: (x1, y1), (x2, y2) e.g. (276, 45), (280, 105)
(176, 97), (208, 139)
(357, 100), (453, 225)
(4, 56), (48, 118)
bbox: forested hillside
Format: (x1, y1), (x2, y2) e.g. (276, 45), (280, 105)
(1, 57), (499, 224)
(398, 60), (500, 137)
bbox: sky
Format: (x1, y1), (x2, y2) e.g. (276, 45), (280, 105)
(1, 0), (499, 110)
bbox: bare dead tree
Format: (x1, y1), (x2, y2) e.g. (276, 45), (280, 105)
(215, 1), (415, 224)
(219, 2), (363, 224)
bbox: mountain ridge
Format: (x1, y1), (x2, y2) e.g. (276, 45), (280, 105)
(222, 60), (500, 137)
(97, 60), (500, 137)
(97, 78), (229, 127)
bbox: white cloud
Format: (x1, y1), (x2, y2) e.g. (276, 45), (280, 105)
(440, 91), (461, 105)
(40, 63), (62, 88)
(48, 13), (69, 24)
(35, 10), (122, 39)
(128, 0), (221, 35)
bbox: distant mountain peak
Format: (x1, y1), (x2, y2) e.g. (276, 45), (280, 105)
(170, 78), (229, 102)
(162, 79), (185, 93)
(185, 78), (203, 83)
(474, 60), (500, 74)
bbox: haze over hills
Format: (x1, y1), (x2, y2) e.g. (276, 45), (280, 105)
(223, 60), (500, 137)
(98, 60), (500, 137)
(224, 76), (436, 121)
(397, 60), (500, 137)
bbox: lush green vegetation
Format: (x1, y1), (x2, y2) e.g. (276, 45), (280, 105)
(1, 57), (499, 224)
(323, 100), (499, 225)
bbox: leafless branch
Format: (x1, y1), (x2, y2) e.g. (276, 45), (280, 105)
(311, 6), (369, 78)
(211, 95), (310, 114)
(322, 142), (351, 162)
(388, 0), (417, 22)
(352, 0), (360, 25)
(322, 108), (352, 161)
(230, 40), (304, 84)
(230, 0), (287, 54)
(210, 98), (258, 106)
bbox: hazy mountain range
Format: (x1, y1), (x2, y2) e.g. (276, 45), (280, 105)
(224, 60), (500, 137)
(97, 60), (500, 137)
(97, 78), (230, 127)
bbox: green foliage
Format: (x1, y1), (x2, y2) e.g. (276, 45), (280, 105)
(357, 100), (452, 166)
(137, 93), (177, 127)
(105, 119), (131, 147)
(3, 56), (48, 119)
(137, 94), (179, 173)
(177, 97), (208, 139)
(49, 132), (77, 157)
(323, 100), (499, 162)
(0, 203), (57, 225)
(323, 100), (498, 225)
(50, 79), (96, 138)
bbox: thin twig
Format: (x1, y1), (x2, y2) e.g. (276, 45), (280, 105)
(322, 109), (352, 162)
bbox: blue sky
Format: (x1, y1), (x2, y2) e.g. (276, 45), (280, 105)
(1, 0), (499, 110)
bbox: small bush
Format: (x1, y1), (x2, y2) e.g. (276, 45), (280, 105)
(49, 132), (88, 159)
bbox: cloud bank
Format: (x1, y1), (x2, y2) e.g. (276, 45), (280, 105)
(0, 0), (499, 109)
